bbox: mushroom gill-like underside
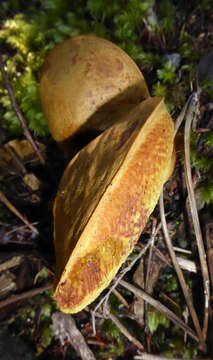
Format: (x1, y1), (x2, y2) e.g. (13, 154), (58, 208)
(53, 97), (175, 313)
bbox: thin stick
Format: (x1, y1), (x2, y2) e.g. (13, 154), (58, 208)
(0, 256), (21, 272)
(112, 289), (129, 308)
(145, 220), (159, 291)
(159, 192), (205, 350)
(107, 310), (144, 350)
(205, 223), (213, 289)
(6, 222), (38, 236)
(173, 246), (192, 255)
(0, 283), (52, 309)
(174, 95), (193, 136)
(0, 191), (38, 235)
(0, 54), (45, 166)
(134, 353), (187, 360)
(153, 246), (172, 267)
(120, 279), (198, 343)
(154, 246), (197, 272)
(184, 93), (210, 340)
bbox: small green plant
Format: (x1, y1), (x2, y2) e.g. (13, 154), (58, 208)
(148, 306), (170, 334)
(166, 273), (179, 292)
(157, 61), (177, 84)
(100, 319), (125, 357)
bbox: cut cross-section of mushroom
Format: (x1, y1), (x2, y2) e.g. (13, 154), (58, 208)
(40, 35), (149, 148)
(53, 97), (175, 313)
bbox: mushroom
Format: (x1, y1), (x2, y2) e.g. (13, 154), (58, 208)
(53, 97), (175, 313)
(40, 35), (149, 149)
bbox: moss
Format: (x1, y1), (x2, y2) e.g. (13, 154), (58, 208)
(99, 319), (125, 357)
(0, 0), (204, 137)
(148, 306), (170, 334)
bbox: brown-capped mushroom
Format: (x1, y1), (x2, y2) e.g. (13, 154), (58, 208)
(53, 97), (175, 313)
(40, 35), (149, 147)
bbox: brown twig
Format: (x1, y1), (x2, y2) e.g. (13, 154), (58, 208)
(0, 283), (52, 309)
(154, 246), (197, 272)
(184, 93), (210, 340)
(160, 292), (181, 311)
(145, 220), (160, 291)
(144, 221), (161, 336)
(119, 279), (199, 343)
(0, 190), (38, 235)
(159, 192), (206, 351)
(174, 95), (193, 137)
(205, 222), (213, 289)
(0, 256), (22, 272)
(6, 222), (38, 236)
(134, 353), (187, 360)
(153, 246), (172, 267)
(173, 246), (192, 255)
(106, 308), (144, 351)
(0, 54), (45, 166)
(112, 289), (129, 308)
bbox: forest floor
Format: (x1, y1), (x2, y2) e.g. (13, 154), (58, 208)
(0, 1), (213, 359)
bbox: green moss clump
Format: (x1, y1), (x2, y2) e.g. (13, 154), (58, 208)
(99, 319), (125, 357)
(0, 0), (207, 139)
(148, 306), (170, 334)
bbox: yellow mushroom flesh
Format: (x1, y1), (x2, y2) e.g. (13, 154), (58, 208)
(53, 97), (175, 313)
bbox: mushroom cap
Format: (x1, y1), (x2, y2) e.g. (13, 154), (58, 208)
(40, 35), (149, 143)
(53, 97), (175, 313)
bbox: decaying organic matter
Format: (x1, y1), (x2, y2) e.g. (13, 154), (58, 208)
(53, 97), (175, 313)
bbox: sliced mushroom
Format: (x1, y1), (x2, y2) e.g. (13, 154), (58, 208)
(53, 97), (175, 313)
(40, 35), (149, 148)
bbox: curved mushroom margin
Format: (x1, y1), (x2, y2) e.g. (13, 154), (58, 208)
(54, 97), (175, 313)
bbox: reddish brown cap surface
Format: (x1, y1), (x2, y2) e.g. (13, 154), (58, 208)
(40, 35), (149, 143)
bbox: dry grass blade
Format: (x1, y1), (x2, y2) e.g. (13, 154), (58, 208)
(205, 223), (213, 288)
(0, 191), (38, 235)
(134, 353), (188, 360)
(112, 288), (129, 308)
(120, 279), (198, 342)
(0, 54), (45, 166)
(106, 309), (144, 351)
(145, 220), (160, 291)
(0, 256), (22, 272)
(159, 192), (205, 350)
(174, 95), (193, 137)
(184, 93), (210, 340)
(0, 283), (52, 309)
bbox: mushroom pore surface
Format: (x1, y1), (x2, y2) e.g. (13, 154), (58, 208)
(53, 97), (175, 313)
